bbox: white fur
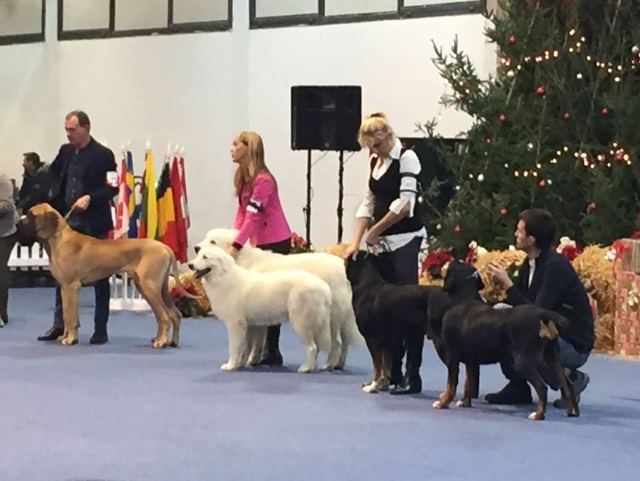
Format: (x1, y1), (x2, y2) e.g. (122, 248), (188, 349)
(196, 228), (364, 370)
(190, 246), (333, 373)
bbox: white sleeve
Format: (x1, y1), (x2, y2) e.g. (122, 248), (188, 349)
(355, 158), (375, 219)
(389, 149), (420, 216)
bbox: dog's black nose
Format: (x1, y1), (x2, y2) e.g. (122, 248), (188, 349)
(188, 263), (194, 270)
(194, 246), (201, 254)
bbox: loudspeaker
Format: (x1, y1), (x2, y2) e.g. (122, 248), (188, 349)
(291, 86), (362, 152)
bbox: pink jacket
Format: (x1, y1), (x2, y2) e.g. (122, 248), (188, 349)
(233, 171), (291, 247)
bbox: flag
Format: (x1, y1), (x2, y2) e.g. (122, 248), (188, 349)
(178, 154), (190, 229)
(170, 156), (188, 262)
(114, 152), (130, 238)
(157, 158), (179, 255)
(138, 149), (158, 239)
(126, 150), (139, 238)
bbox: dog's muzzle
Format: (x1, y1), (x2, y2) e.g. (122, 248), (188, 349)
(192, 267), (211, 279)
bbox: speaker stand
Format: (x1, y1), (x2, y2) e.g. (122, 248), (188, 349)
(337, 150), (345, 243)
(304, 149), (312, 245)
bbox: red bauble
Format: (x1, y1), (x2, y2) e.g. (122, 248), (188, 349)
(454, 225), (461, 233)
(615, 152), (624, 162)
(539, 180), (546, 187)
(563, 112), (570, 119)
(587, 202), (596, 213)
(508, 35), (516, 45)
(601, 107), (609, 115)
(459, 93), (465, 100)
(499, 114), (506, 122)
(536, 86), (546, 95)
(500, 208), (508, 215)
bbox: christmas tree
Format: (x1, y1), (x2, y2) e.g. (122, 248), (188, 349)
(420, 0), (640, 251)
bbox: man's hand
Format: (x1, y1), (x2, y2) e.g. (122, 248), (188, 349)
(487, 261), (514, 290)
(71, 195), (91, 211)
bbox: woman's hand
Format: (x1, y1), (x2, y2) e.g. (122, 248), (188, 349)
(341, 241), (359, 261)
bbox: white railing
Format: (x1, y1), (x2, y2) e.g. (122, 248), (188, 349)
(8, 244), (150, 311)
(7, 243), (49, 269)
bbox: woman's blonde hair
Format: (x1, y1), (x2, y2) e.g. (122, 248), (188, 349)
(233, 131), (274, 196)
(357, 111), (395, 149)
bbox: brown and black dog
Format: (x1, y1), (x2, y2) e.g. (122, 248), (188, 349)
(344, 252), (483, 394)
(426, 300), (580, 421)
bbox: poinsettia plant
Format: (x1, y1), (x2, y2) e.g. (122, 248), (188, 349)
(421, 248), (454, 279)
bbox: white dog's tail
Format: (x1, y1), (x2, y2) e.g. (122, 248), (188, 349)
(342, 309), (365, 346)
(315, 296), (333, 354)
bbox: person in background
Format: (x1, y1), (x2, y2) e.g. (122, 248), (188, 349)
(486, 208), (594, 408)
(18, 152), (51, 213)
(0, 174), (19, 327)
(37, 110), (118, 345)
(226, 131), (292, 366)
(342, 112), (427, 395)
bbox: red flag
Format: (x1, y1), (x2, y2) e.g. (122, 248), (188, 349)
(170, 156), (188, 262)
(156, 160), (179, 255)
(178, 155), (190, 229)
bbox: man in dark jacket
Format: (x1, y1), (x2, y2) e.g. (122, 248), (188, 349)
(18, 152), (51, 213)
(486, 208), (594, 408)
(37, 110), (118, 345)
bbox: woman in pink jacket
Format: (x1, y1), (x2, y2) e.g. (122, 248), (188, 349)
(227, 131), (292, 365)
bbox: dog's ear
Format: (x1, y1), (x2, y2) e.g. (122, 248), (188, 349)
(43, 211), (60, 237)
(33, 209), (60, 239)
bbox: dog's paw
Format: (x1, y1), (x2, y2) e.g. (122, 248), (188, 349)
(152, 339), (168, 349)
(528, 411), (545, 421)
(432, 400), (446, 409)
(565, 407), (580, 418)
(362, 382), (379, 393)
(59, 335), (78, 346)
(298, 364), (313, 373)
(220, 362), (238, 371)
(456, 398), (472, 408)
(320, 363), (336, 371)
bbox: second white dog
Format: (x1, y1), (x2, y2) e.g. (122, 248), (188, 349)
(189, 245), (333, 373)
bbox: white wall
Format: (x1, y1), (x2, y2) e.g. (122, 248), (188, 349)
(0, 0), (495, 253)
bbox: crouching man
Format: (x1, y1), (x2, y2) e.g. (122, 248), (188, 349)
(486, 208), (594, 408)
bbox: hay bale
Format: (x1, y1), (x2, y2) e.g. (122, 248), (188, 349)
(322, 243), (351, 258)
(474, 249), (527, 302)
(572, 245), (616, 352)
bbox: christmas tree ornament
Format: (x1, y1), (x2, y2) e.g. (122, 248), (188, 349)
(527, 142), (534, 150)
(587, 202), (596, 213)
(477, 173), (485, 182)
(576, 73), (583, 79)
(508, 35), (516, 45)
(500, 208), (508, 215)
(454, 225), (461, 233)
(539, 180), (546, 187)
(499, 114), (506, 122)
(563, 112), (570, 119)
(632, 45), (639, 55)
(506, 70), (516, 78)
(536, 86), (546, 95)
(601, 107), (609, 115)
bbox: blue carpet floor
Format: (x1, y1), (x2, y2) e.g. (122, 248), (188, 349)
(1, 288), (639, 481)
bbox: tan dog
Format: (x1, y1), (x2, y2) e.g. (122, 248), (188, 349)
(27, 203), (196, 348)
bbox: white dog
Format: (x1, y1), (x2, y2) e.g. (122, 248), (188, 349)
(189, 245), (333, 373)
(196, 228), (364, 370)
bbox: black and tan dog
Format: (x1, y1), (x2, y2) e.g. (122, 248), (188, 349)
(426, 300), (580, 421)
(345, 252), (483, 394)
